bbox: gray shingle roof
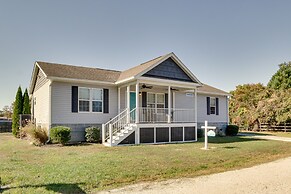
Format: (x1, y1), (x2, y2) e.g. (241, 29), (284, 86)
(198, 84), (229, 95)
(35, 55), (229, 95)
(117, 54), (167, 82)
(37, 61), (121, 83)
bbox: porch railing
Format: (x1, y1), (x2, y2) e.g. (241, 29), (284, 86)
(138, 107), (195, 123)
(102, 108), (136, 144)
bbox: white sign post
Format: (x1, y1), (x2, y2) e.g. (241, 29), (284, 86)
(201, 120), (216, 150)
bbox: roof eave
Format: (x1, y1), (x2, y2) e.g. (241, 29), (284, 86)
(197, 90), (231, 96)
(48, 76), (116, 86)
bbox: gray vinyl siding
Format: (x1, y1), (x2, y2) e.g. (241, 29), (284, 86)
(197, 94), (228, 123)
(120, 87), (126, 111)
(33, 80), (50, 129)
(51, 82), (118, 125)
(174, 92), (195, 109)
(34, 69), (49, 92)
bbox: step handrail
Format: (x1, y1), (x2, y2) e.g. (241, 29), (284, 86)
(102, 108), (136, 145)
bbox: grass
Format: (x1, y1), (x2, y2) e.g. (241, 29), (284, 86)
(0, 133), (291, 193)
(240, 131), (291, 138)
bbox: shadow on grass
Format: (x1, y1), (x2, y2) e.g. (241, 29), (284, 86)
(238, 132), (272, 136)
(0, 183), (86, 194)
(198, 136), (264, 144)
(45, 142), (99, 147)
(66, 142), (99, 146)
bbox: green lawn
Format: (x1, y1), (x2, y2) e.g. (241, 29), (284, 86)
(241, 131), (291, 138)
(1, 133), (291, 193)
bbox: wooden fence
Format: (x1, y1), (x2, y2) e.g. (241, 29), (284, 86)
(259, 123), (291, 132)
(0, 121), (12, 133)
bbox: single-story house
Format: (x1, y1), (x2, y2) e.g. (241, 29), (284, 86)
(29, 52), (230, 146)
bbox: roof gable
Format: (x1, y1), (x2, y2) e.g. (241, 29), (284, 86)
(142, 57), (197, 83)
(117, 53), (202, 85)
(117, 54), (166, 82)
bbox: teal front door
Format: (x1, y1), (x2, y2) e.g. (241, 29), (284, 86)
(130, 92), (136, 111)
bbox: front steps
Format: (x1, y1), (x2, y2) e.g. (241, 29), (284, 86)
(103, 124), (137, 146)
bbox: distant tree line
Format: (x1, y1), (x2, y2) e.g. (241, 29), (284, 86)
(229, 62), (291, 130)
(12, 86), (31, 137)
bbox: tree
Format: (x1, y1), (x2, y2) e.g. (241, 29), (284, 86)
(22, 88), (31, 114)
(12, 86), (23, 137)
(268, 62), (291, 90)
(2, 105), (13, 118)
(257, 89), (291, 124)
(229, 83), (266, 129)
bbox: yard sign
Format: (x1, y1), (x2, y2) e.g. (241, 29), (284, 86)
(201, 120), (216, 149)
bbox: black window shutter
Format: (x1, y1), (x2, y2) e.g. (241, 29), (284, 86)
(72, 86), (78, 113)
(142, 92), (147, 107)
(206, 97), (210, 115)
(103, 89), (109, 113)
(165, 93), (168, 108)
(216, 97), (219, 115)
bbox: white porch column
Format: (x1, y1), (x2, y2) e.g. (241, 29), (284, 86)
(118, 87), (121, 114)
(135, 82), (139, 123)
(126, 85), (130, 123)
(168, 86), (171, 123)
(194, 88), (197, 123)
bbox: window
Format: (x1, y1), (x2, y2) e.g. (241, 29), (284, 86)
(79, 88), (90, 112)
(210, 97), (216, 114)
(147, 93), (155, 108)
(79, 88), (103, 112)
(147, 93), (165, 113)
(156, 94), (165, 113)
(92, 89), (103, 112)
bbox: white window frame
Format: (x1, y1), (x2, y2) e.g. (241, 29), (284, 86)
(210, 97), (216, 115)
(78, 87), (90, 112)
(147, 92), (165, 114)
(78, 87), (103, 113)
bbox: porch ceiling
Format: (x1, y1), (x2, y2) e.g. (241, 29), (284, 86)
(128, 82), (197, 92)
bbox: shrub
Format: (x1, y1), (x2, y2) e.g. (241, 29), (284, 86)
(225, 125), (239, 136)
(21, 122), (48, 146)
(85, 127), (101, 143)
(50, 126), (71, 145)
(197, 128), (204, 138)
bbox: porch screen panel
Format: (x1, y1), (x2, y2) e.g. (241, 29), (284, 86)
(120, 132), (135, 144)
(184, 127), (196, 141)
(171, 127), (183, 141)
(140, 128), (154, 143)
(156, 127), (169, 142)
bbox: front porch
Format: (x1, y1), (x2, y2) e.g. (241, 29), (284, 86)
(102, 80), (199, 146)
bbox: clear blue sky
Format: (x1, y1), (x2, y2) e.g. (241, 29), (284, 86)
(1, 0), (291, 109)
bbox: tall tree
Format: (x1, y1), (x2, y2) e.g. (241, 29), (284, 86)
(22, 88), (31, 114)
(12, 86), (23, 137)
(229, 83), (266, 129)
(257, 89), (291, 124)
(268, 62), (291, 90)
(2, 105), (13, 118)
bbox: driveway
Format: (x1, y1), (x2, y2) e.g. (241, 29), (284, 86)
(99, 156), (291, 194)
(239, 133), (291, 142)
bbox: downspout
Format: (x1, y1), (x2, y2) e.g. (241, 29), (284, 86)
(46, 80), (52, 144)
